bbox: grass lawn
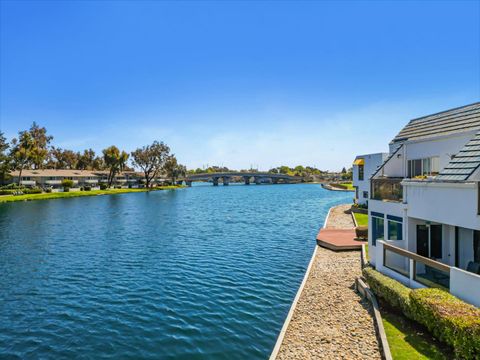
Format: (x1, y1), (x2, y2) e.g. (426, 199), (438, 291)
(0, 186), (184, 203)
(339, 182), (354, 190)
(353, 212), (368, 226)
(381, 307), (451, 360)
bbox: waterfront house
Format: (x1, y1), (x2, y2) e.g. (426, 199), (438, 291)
(368, 102), (480, 307)
(352, 153), (388, 205)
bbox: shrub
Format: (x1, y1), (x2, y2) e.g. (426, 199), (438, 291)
(61, 179), (74, 189)
(23, 188), (42, 194)
(0, 189), (16, 195)
(114, 185), (121, 189)
(1, 183), (22, 190)
(100, 183), (108, 190)
(45, 188), (52, 193)
(362, 267), (412, 317)
(84, 186), (91, 191)
(63, 187), (70, 192)
(410, 289), (480, 359)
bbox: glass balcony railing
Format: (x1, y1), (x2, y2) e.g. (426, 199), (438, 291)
(372, 178), (403, 202)
(382, 242), (451, 290)
(384, 249), (409, 277)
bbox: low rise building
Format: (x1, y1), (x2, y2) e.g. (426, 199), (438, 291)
(368, 102), (480, 307)
(352, 153), (388, 205)
(10, 169), (145, 189)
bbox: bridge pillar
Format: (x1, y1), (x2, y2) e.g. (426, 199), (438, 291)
(222, 176), (230, 186)
(213, 177), (219, 186)
(243, 176), (250, 185)
(176, 180), (184, 185)
(186, 181), (192, 187)
(254, 176), (262, 185)
(272, 178), (279, 184)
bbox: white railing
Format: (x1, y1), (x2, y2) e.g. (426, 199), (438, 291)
(45, 180), (62, 185)
(20, 180), (36, 186)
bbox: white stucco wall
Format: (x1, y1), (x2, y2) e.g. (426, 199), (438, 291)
(450, 267), (480, 307)
(405, 132), (474, 170)
(404, 181), (480, 230)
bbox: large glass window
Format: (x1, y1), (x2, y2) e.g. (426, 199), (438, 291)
(387, 215), (403, 240)
(371, 212), (384, 246)
(408, 157), (440, 178)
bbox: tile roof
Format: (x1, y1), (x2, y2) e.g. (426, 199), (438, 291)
(436, 131), (480, 181)
(391, 102), (480, 144)
(10, 169), (142, 177)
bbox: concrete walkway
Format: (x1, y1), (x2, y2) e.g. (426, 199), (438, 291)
(274, 204), (381, 359)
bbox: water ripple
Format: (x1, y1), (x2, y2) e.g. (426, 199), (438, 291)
(0, 184), (350, 359)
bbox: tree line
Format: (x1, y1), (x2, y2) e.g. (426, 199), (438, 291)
(0, 122), (186, 187)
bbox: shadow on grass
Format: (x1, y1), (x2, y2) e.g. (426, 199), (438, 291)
(380, 303), (452, 360)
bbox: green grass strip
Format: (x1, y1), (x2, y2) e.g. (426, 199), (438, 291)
(0, 186), (184, 203)
(382, 308), (450, 360)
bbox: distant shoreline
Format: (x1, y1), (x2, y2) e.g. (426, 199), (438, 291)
(0, 185), (185, 203)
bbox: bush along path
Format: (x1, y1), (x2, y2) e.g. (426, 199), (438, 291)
(363, 267), (480, 359)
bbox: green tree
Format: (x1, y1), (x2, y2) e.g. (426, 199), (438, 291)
(48, 147), (78, 169)
(28, 122), (53, 169)
(279, 166), (291, 175)
(0, 132), (11, 185)
(10, 131), (34, 185)
(103, 146), (129, 187)
(164, 156), (186, 184)
(131, 141), (170, 188)
(76, 149), (96, 170)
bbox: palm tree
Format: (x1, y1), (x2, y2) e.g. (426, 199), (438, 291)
(103, 146), (130, 187)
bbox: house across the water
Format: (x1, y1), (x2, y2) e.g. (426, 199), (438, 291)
(352, 153), (388, 206)
(366, 102), (480, 307)
(9, 169), (146, 190)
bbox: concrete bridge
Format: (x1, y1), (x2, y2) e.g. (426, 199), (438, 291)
(180, 172), (302, 186)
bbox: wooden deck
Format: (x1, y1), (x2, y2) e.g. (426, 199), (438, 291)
(316, 228), (365, 251)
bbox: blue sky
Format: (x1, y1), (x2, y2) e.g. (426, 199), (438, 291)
(1, 0), (479, 171)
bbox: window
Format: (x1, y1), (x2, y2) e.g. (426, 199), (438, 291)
(363, 191), (368, 199)
(371, 212), (384, 246)
(407, 156), (440, 178)
(387, 215), (403, 240)
(358, 165), (364, 181)
(430, 225), (442, 259)
(474, 230), (480, 263)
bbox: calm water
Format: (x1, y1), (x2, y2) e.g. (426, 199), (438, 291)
(0, 184), (350, 359)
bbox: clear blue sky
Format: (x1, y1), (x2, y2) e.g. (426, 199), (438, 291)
(1, 0), (479, 171)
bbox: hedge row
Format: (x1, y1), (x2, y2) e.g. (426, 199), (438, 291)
(363, 267), (412, 318)
(363, 267), (480, 359)
(0, 188), (42, 195)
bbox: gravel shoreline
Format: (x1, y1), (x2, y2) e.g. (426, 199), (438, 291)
(274, 204), (381, 359)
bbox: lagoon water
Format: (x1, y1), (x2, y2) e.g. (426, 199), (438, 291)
(0, 183), (351, 359)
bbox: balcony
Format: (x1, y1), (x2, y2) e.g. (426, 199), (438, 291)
(45, 180), (62, 185)
(20, 180), (36, 186)
(84, 179), (99, 184)
(402, 180), (479, 230)
(376, 241), (480, 307)
(371, 177), (403, 202)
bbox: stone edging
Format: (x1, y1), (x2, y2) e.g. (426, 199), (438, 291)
(269, 206), (333, 359)
(351, 210), (358, 228)
(355, 277), (393, 360)
(357, 245), (392, 360)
